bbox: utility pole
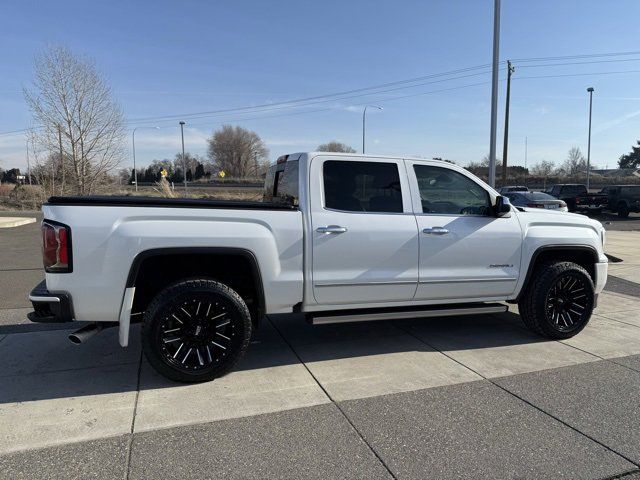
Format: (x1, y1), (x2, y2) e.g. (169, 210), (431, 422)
(179, 121), (187, 194)
(501, 60), (515, 186)
(524, 136), (528, 187)
(57, 124), (65, 193)
(586, 87), (595, 190)
(25, 140), (32, 185)
(488, 0), (501, 187)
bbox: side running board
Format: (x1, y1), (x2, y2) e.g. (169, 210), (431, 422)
(308, 303), (508, 325)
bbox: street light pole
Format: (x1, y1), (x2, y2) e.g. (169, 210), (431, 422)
(488, 0), (501, 187)
(362, 105), (382, 154)
(586, 87), (595, 190)
(132, 126), (159, 192)
(179, 121), (187, 194)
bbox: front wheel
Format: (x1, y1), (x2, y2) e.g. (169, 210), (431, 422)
(519, 261), (594, 339)
(142, 279), (252, 383)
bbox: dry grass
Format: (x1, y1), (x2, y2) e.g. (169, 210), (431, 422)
(0, 182), (263, 210)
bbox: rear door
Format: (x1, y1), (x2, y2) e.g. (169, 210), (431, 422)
(406, 161), (523, 301)
(309, 156), (419, 305)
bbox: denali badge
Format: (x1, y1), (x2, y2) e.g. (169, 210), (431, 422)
(489, 264), (513, 268)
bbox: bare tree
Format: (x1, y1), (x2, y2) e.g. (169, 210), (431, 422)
(530, 160), (555, 177)
(207, 125), (269, 178)
(561, 147), (587, 175)
(317, 141), (356, 153)
(24, 46), (125, 195)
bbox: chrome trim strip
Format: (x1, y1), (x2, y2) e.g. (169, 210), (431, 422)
(314, 280), (417, 287)
(29, 295), (60, 303)
(312, 304), (508, 325)
(418, 277), (517, 284)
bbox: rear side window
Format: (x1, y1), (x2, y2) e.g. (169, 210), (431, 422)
(323, 161), (403, 213)
(263, 161), (299, 206)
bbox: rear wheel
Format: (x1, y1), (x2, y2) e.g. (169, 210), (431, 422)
(618, 202), (630, 218)
(519, 261), (594, 339)
(142, 279), (252, 382)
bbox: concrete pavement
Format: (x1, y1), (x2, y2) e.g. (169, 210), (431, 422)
(1, 217), (640, 478)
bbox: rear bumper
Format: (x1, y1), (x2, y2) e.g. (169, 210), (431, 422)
(595, 261), (608, 294)
(28, 280), (75, 323)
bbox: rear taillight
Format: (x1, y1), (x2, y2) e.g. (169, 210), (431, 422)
(42, 221), (72, 273)
(526, 203), (545, 208)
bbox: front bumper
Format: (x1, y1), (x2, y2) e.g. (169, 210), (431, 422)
(595, 261), (608, 295)
(28, 280), (75, 323)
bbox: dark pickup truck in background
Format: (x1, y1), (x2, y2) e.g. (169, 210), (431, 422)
(546, 184), (608, 213)
(601, 185), (640, 217)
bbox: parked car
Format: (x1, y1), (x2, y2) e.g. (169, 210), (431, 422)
(498, 185), (529, 194)
(600, 185), (640, 218)
(546, 184), (608, 213)
(28, 153), (608, 382)
(504, 191), (568, 212)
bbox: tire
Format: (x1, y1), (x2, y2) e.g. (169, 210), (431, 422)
(618, 203), (630, 218)
(142, 279), (252, 383)
(518, 261), (594, 339)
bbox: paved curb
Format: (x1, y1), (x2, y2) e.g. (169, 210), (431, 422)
(0, 217), (36, 228)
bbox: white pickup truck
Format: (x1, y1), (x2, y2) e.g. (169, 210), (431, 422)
(29, 153), (608, 382)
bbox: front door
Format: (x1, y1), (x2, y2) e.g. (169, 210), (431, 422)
(406, 161), (523, 301)
(310, 156), (419, 305)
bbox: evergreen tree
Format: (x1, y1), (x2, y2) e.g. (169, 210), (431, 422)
(618, 141), (640, 169)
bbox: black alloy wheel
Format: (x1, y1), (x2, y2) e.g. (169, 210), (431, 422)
(544, 273), (590, 333)
(519, 261), (594, 339)
(142, 279), (252, 382)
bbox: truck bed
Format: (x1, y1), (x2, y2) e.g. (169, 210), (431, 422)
(46, 195), (297, 210)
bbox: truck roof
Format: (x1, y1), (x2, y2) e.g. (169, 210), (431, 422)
(278, 152), (452, 164)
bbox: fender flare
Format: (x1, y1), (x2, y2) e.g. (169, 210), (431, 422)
(513, 244), (599, 303)
(124, 246), (266, 320)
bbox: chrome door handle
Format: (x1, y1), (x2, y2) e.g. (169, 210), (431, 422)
(423, 227), (449, 235)
(317, 225), (348, 234)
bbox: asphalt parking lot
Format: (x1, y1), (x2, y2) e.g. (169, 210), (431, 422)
(1, 212), (640, 479)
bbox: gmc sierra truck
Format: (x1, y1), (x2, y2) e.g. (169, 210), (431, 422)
(29, 153), (608, 382)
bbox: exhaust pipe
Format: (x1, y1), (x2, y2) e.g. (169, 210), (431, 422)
(69, 322), (107, 345)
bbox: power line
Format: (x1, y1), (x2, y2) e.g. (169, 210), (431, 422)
(124, 64), (500, 125)
(512, 50), (640, 62)
(517, 57), (640, 68)
(515, 69), (640, 80)
(3, 49), (640, 137)
(124, 69), (504, 126)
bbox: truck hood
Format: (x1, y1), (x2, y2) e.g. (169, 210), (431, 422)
(517, 207), (604, 232)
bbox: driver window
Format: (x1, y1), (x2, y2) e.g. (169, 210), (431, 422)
(413, 165), (491, 215)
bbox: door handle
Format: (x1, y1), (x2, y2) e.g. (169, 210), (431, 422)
(423, 227), (449, 235)
(317, 225), (348, 234)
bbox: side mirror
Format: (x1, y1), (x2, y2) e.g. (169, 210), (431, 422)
(494, 195), (511, 217)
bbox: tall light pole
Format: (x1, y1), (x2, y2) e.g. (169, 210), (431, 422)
(179, 121), (187, 194)
(488, 0), (501, 187)
(132, 126), (159, 192)
(586, 87), (595, 190)
(362, 105), (382, 154)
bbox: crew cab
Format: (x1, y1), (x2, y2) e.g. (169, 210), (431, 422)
(29, 153), (608, 382)
(601, 185), (640, 218)
(546, 183), (608, 213)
